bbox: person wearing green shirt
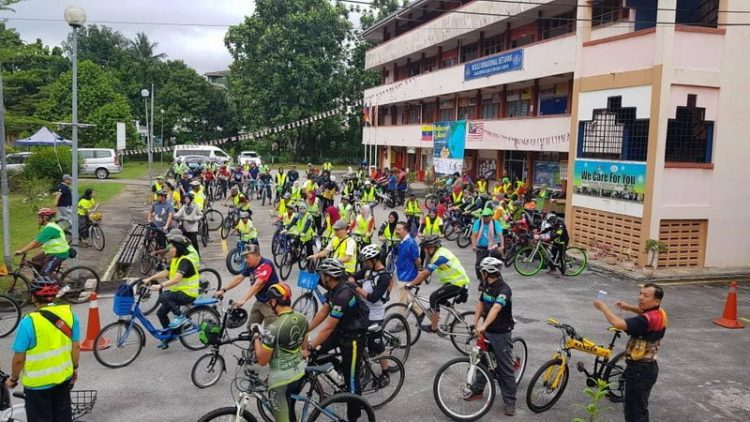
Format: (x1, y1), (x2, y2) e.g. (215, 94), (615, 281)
(77, 188), (97, 245)
(15, 208), (70, 276)
(254, 282), (308, 422)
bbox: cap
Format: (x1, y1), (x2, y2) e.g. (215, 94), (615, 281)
(332, 219), (349, 230)
(62, 174), (72, 181)
(240, 244), (261, 256)
(482, 208), (494, 217)
(191, 181), (201, 186)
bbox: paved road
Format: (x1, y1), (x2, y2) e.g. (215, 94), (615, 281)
(3, 195), (749, 422)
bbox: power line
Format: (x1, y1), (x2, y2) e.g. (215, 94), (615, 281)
(3, 17), (236, 28)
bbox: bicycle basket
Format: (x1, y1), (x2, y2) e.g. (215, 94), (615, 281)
(199, 321), (222, 345)
(71, 390), (97, 421)
(90, 211), (103, 222)
(297, 271), (320, 290)
(112, 282), (134, 316)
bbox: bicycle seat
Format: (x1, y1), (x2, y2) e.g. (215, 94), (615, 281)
(607, 327), (623, 333)
(367, 323), (382, 333)
(193, 297), (219, 307)
(305, 362), (334, 375)
(12, 392), (25, 400)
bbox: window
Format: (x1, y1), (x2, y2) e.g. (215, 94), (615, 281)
(441, 48), (458, 68)
(422, 57), (437, 73)
(438, 108), (454, 121)
(481, 98), (499, 119)
(94, 150), (113, 159)
(482, 35), (503, 57)
(592, 0), (623, 27)
(578, 96), (649, 161)
(404, 105), (422, 124)
(504, 151), (527, 182)
(675, 0), (718, 28)
(422, 102), (437, 123)
(461, 43), (478, 63)
(511, 34), (535, 48)
(542, 10), (575, 40)
(539, 95), (568, 115)
(408, 61), (421, 77)
(507, 100), (530, 117)
(665, 94), (714, 163)
(80, 150), (95, 159)
(457, 106), (475, 120)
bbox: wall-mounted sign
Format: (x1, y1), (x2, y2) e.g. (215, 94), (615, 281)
(464, 49), (524, 81)
(573, 159), (646, 202)
(433, 120), (466, 174)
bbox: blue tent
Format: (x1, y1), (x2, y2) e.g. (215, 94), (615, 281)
(14, 127), (72, 147)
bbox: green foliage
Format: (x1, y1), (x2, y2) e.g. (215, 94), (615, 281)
(23, 146), (73, 187)
(19, 176), (53, 213)
(573, 379), (612, 422)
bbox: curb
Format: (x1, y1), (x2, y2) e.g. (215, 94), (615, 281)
(588, 262), (750, 284)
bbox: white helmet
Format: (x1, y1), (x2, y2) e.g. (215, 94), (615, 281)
(330, 175), (337, 182)
(479, 257), (504, 275)
(360, 244), (381, 261)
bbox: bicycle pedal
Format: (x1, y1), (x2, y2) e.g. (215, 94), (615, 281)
(576, 361), (586, 373)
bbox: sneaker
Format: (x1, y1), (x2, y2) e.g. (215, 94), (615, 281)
(420, 324), (437, 333)
(377, 373), (390, 388)
(156, 340), (171, 350)
(168, 316), (187, 329)
(462, 390), (484, 401)
(504, 403), (516, 416)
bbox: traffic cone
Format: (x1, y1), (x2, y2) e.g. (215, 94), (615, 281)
(713, 282), (744, 329)
(81, 293), (113, 351)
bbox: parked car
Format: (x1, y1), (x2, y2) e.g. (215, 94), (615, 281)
(4, 152), (32, 173)
(180, 155), (217, 171)
(238, 151), (262, 167)
(79, 148), (121, 179)
(173, 145), (231, 165)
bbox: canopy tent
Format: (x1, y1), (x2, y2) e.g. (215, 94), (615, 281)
(14, 127), (72, 147)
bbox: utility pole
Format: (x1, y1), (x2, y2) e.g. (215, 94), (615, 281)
(0, 61), (10, 267)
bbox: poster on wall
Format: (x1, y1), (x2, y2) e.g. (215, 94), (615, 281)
(534, 161), (563, 189)
(433, 120), (466, 174)
(572, 159), (646, 202)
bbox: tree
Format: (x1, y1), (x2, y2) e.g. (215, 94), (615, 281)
(63, 25), (130, 72)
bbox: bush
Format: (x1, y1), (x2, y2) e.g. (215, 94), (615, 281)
(23, 146), (74, 187)
(20, 177), (54, 213)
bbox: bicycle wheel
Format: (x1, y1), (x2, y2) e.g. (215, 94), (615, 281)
(200, 222), (210, 247)
(563, 247), (588, 276)
(444, 222), (460, 241)
(191, 352), (226, 388)
(513, 246), (544, 276)
(273, 240), (286, 267)
(433, 357), (495, 422)
(139, 243), (156, 275)
(93, 321), (145, 368)
(526, 358), (569, 413)
(140, 288), (161, 316)
(2, 273), (31, 308)
(456, 227), (472, 249)
(449, 311), (476, 356)
(199, 268), (222, 293)
(381, 313), (411, 364)
(360, 355), (405, 409)
(225, 248), (243, 275)
(385, 303), (422, 346)
(180, 306), (220, 351)
(308, 393), (376, 422)
(90, 225), (105, 251)
(292, 292), (318, 322)
(603, 351), (626, 403)
(257, 376), (325, 422)
(512, 337), (528, 385)
(197, 407), (257, 422)
(220, 217), (232, 240)
(60, 266), (100, 304)
(0, 295), (21, 338)
(204, 209), (224, 232)
(278, 252), (293, 280)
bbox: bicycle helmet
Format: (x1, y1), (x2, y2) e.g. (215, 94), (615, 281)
(364, 180), (371, 186)
(267, 282), (293, 306)
(166, 229), (190, 244)
(226, 307), (248, 329)
(37, 207), (57, 218)
(546, 213), (558, 224)
(239, 211), (250, 219)
(479, 257), (504, 275)
(190, 180), (201, 186)
(360, 244), (381, 261)
(156, 190), (167, 197)
(30, 276), (60, 299)
(421, 235), (442, 248)
(330, 175), (337, 182)
(317, 258), (346, 279)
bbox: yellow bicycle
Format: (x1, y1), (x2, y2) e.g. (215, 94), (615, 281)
(525, 318), (626, 413)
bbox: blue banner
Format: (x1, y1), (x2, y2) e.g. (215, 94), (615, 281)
(433, 120), (466, 174)
(464, 49), (524, 81)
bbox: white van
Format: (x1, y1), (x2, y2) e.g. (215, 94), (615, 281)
(79, 148), (121, 179)
(173, 145), (231, 165)
(238, 151), (262, 166)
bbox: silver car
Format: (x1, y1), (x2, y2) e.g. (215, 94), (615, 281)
(79, 148), (121, 179)
(4, 152), (32, 173)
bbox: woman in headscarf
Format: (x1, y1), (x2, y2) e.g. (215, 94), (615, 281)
(174, 192), (203, 254)
(321, 205), (340, 244)
(378, 210), (400, 258)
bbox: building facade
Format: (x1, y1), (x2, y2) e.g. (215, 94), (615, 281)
(361, 0), (750, 268)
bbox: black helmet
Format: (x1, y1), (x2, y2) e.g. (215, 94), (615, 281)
(421, 235), (442, 248)
(226, 308), (248, 329)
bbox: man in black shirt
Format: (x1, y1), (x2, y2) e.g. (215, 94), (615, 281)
(54, 174), (73, 226)
(468, 256), (516, 416)
(287, 165), (299, 184)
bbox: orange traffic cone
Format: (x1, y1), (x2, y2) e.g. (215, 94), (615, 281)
(713, 282), (744, 329)
(81, 292), (113, 351)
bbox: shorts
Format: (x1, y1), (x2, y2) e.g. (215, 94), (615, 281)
(249, 301), (278, 327)
(367, 319), (386, 356)
(429, 284), (465, 312)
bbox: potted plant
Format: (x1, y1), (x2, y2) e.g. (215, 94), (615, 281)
(643, 239), (668, 268)
(588, 239), (600, 261)
(599, 243), (617, 265)
(620, 247), (635, 271)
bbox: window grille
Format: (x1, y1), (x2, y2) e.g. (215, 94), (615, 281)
(665, 94), (714, 163)
(578, 96), (649, 161)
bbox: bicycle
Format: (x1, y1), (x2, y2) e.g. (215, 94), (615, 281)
(136, 267), (223, 316)
(137, 223), (167, 275)
(93, 279), (222, 368)
(221, 206), (241, 240)
(1, 252), (100, 307)
(513, 237), (588, 277)
(79, 211), (105, 251)
(225, 238), (258, 275)
(433, 334), (528, 421)
(525, 318), (626, 413)
(202, 202), (225, 232)
(0, 370), (97, 421)
(0, 295), (20, 338)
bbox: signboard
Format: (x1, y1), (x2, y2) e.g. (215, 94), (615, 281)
(534, 161), (563, 190)
(116, 122), (126, 151)
(464, 49), (524, 81)
(433, 120), (466, 174)
(573, 159), (646, 202)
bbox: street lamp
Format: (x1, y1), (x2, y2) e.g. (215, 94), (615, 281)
(65, 5), (86, 249)
(141, 89), (152, 185)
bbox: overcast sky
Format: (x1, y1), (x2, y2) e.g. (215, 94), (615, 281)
(3, 0), (256, 74)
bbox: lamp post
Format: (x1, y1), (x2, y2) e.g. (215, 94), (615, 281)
(0, 52), (9, 266)
(160, 109), (164, 163)
(141, 89), (152, 186)
(65, 5), (86, 248)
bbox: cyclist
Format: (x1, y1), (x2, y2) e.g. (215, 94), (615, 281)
(174, 192), (202, 254)
(476, 175), (488, 195)
(406, 235), (471, 333)
(216, 244), (280, 326)
(151, 175), (165, 202)
(536, 183), (550, 211)
(539, 213), (569, 278)
(471, 207), (504, 281)
(361, 180), (377, 209)
(247, 163), (260, 197)
(77, 188), (98, 246)
(147, 190), (174, 260)
(420, 207), (443, 237)
(466, 257), (516, 416)
(235, 211), (259, 246)
(305, 259), (369, 402)
(7, 277), (81, 421)
(321, 205), (340, 244)
(259, 169), (274, 205)
(302, 177), (318, 198)
(450, 186), (464, 209)
(144, 230), (200, 348)
(378, 210), (400, 259)
(294, 204), (317, 259)
(277, 192), (291, 218)
(275, 167), (288, 200)
(306, 191), (323, 232)
(307, 219), (357, 275)
(190, 180), (206, 210)
(338, 195), (354, 225)
(230, 164), (245, 192)
(321, 176), (338, 211)
(288, 165), (300, 185)
(404, 192), (422, 236)
(351, 205), (375, 245)
(14, 208), (70, 276)
(252, 282), (309, 422)
(217, 165), (231, 199)
(289, 180), (303, 208)
(226, 185), (246, 209)
(348, 244), (393, 375)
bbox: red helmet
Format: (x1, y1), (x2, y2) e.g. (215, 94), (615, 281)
(37, 208), (57, 218)
(30, 276), (60, 299)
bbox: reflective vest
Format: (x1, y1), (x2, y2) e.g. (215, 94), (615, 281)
(381, 224), (398, 246)
(492, 184), (503, 196)
(362, 187), (376, 203)
(322, 214), (334, 242)
(41, 222), (70, 256)
(331, 236), (357, 274)
(77, 198), (95, 216)
(452, 191), (463, 206)
(422, 216), (443, 236)
(169, 249), (200, 298)
(353, 215), (373, 241)
(275, 173), (287, 188)
(282, 212), (295, 227)
(494, 206), (511, 230)
(237, 219), (258, 242)
(172, 191), (182, 210)
(303, 180), (317, 193)
(22, 305), (74, 388)
(193, 189), (206, 210)
(290, 187), (302, 203)
(232, 193), (246, 208)
(278, 199), (288, 217)
(536, 188), (549, 209)
(307, 198), (321, 216)
(338, 203), (353, 222)
(152, 182), (163, 200)
(323, 162), (332, 171)
(476, 180), (487, 194)
(405, 200), (421, 217)
(430, 247), (470, 287)
(296, 213), (315, 242)
(502, 182), (512, 194)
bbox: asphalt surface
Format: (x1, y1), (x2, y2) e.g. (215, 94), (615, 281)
(2, 189), (750, 422)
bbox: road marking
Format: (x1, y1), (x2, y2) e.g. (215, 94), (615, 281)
(644, 279), (750, 287)
(221, 239), (228, 254)
(740, 317), (750, 324)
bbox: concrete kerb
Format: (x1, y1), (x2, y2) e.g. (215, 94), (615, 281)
(588, 259), (750, 285)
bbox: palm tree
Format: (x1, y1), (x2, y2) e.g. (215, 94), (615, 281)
(129, 32), (166, 67)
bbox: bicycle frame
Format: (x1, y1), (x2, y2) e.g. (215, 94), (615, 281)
(404, 288), (471, 338)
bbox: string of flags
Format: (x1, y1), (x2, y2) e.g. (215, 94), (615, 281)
(119, 100), (364, 156)
(482, 130), (569, 149)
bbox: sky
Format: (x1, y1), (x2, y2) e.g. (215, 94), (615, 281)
(3, 0), (257, 75)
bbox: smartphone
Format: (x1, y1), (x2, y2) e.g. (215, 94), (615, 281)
(597, 290), (608, 301)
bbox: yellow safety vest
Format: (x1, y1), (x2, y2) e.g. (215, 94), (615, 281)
(405, 200), (421, 217)
(290, 187), (302, 203)
(275, 173), (287, 187)
(477, 180), (487, 194)
(172, 191), (181, 209)
(307, 198), (321, 216)
(296, 213), (315, 242)
(452, 191), (463, 205)
(232, 193), (246, 207)
(169, 250), (200, 298)
(362, 187), (376, 203)
(77, 198), (95, 216)
(193, 190), (206, 210)
(381, 224), (399, 246)
(503, 182), (512, 194)
(22, 305), (74, 388)
(236, 219), (258, 242)
(353, 215), (373, 241)
(41, 222), (70, 255)
(331, 236), (356, 274)
(278, 199), (287, 217)
(282, 212), (295, 227)
(492, 184), (503, 196)
(430, 247), (470, 287)
(338, 204), (353, 222)
(152, 182), (163, 200)
(422, 216), (443, 236)
(303, 180), (317, 193)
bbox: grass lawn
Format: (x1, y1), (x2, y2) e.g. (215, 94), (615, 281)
(109, 160), (170, 180)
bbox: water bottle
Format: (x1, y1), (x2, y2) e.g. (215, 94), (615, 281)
(326, 366), (345, 387)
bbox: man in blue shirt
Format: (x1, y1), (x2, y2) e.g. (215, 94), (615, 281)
(471, 207), (504, 280)
(394, 221), (421, 306)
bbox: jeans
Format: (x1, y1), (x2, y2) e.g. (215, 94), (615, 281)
(624, 361), (659, 422)
(25, 378), (72, 422)
(471, 331), (517, 406)
(474, 247), (490, 281)
(156, 290), (195, 328)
